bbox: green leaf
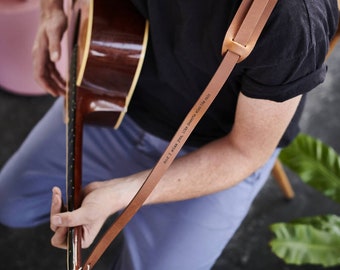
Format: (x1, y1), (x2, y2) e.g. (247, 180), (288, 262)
(279, 133), (340, 203)
(269, 215), (340, 267)
(292, 215), (340, 236)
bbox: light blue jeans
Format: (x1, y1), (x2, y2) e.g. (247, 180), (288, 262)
(0, 97), (279, 270)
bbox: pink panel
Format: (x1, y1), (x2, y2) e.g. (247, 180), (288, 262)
(0, 1), (67, 95)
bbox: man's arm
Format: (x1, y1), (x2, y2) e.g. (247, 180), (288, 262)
(50, 92), (302, 248)
(143, 93), (302, 203)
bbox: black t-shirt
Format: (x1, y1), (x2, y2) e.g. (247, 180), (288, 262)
(128, 0), (339, 147)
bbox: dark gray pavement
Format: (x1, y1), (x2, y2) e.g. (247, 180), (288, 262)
(1, 44), (340, 270)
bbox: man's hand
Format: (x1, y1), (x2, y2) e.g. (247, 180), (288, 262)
(49, 169), (147, 249)
(32, 0), (67, 96)
(50, 183), (122, 249)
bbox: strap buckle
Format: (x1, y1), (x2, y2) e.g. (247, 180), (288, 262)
(221, 0), (277, 62)
(222, 38), (252, 63)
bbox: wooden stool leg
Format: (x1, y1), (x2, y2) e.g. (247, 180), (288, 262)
(327, 23), (340, 58)
(271, 159), (295, 199)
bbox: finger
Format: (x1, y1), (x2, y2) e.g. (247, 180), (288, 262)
(48, 63), (66, 94)
(50, 63), (66, 86)
(44, 65), (66, 96)
(46, 11), (68, 62)
(51, 226), (68, 249)
(50, 187), (63, 232)
(39, 74), (61, 97)
(32, 50), (59, 96)
(35, 60), (65, 97)
(32, 33), (56, 95)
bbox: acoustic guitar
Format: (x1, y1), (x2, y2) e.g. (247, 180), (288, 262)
(65, 0), (148, 269)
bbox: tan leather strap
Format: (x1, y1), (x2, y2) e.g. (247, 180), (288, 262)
(83, 0), (278, 268)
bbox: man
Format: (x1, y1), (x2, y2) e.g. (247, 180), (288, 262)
(0, 0), (338, 269)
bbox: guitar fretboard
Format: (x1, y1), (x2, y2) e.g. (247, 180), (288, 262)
(66, 45), (79, 270)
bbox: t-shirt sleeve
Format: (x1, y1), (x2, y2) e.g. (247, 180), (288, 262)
(240, 56), (328, 102)
(238, 0), (338, 102)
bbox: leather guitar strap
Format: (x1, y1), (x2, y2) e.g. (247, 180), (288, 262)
(82, 0), (278, 268)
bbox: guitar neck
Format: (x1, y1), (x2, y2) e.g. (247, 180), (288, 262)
(66, 44), (83, 270)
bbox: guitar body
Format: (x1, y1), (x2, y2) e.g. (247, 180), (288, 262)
(70, 0), (149, 127)
(66, 0), (148, 269)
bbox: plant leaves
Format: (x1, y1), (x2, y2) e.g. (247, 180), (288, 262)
(279, 133), (340, 203)
(269, 215), (340, 267)
(292, 215), (340, 236)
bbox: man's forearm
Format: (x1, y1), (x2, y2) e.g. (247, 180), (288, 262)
(144, 136), (267, 205)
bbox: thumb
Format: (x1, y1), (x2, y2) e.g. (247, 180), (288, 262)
(51, 208), (103, 248)
(51, 207), (86, 228)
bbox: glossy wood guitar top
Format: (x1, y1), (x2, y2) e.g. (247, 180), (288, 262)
(70, 0), (148, 127)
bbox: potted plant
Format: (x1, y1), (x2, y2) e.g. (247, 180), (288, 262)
(269, 133), (340, 267)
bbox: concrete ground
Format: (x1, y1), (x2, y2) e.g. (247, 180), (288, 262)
(1, 44), (340, 270)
